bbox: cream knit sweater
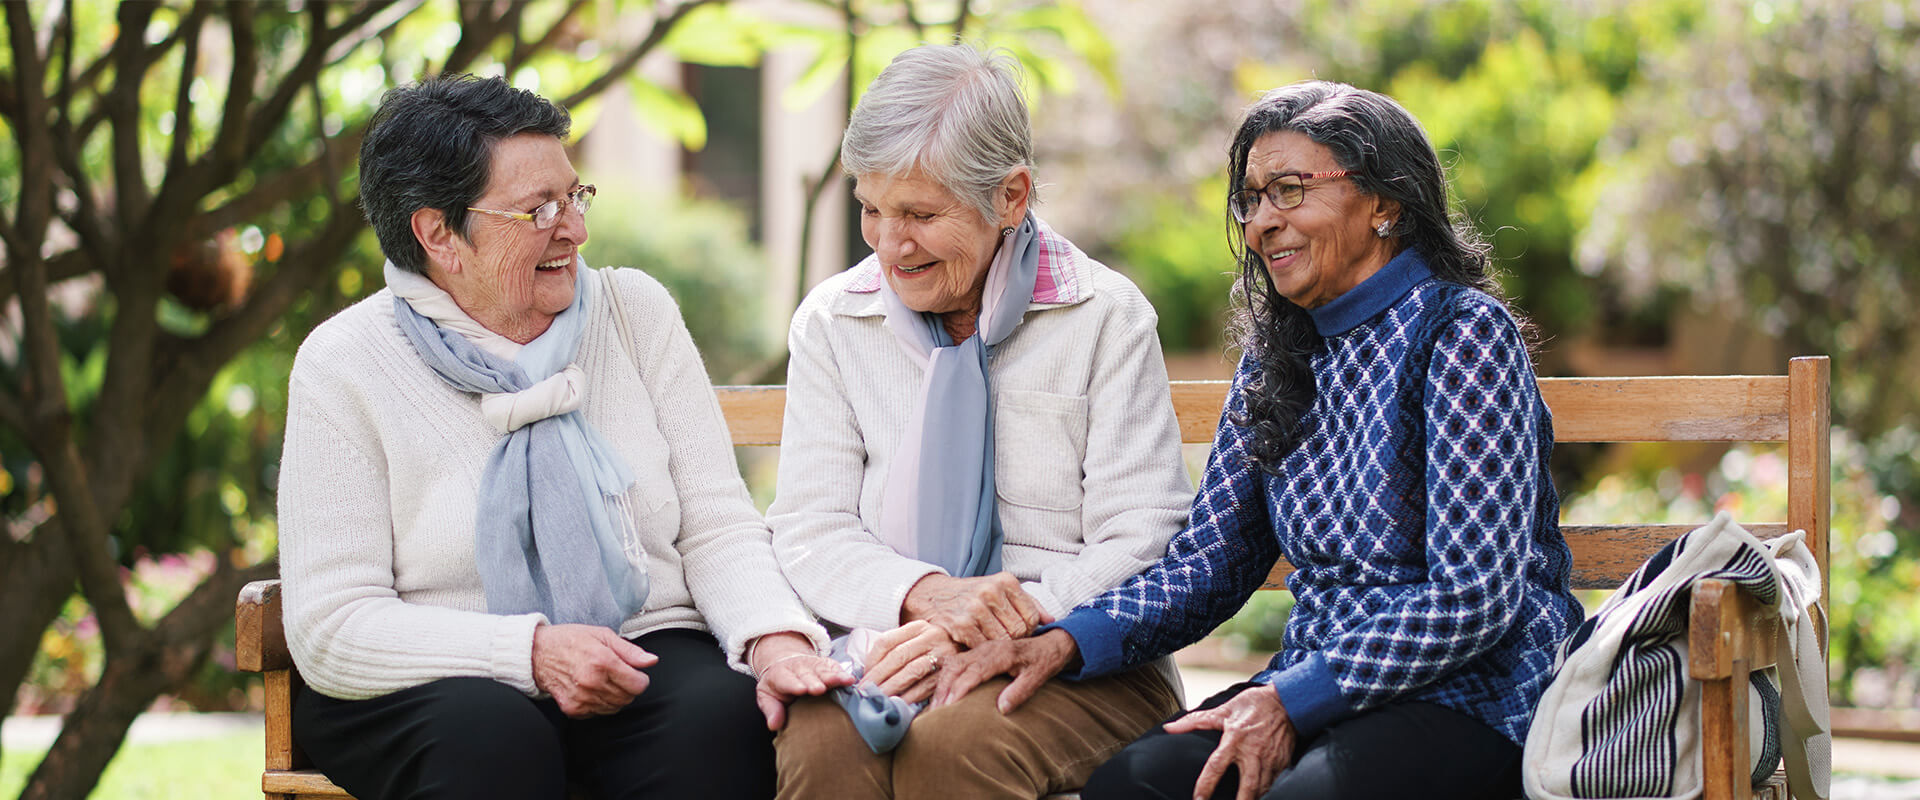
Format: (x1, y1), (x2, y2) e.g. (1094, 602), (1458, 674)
(278, 267), (826, 700)
(768, 247), (1195, 632)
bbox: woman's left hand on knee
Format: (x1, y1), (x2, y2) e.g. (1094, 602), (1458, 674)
(1164, 685), (1297, 800)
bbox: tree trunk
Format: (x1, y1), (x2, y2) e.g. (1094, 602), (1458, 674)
(17, 636), (215, 800)
(15, 558), (275, 800)
(0, 534), (78, 769)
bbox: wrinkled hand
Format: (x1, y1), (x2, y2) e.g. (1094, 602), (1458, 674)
(902, 572), (1052, 647)
(932, 628), (1078, 712)
(749, 632), (853, 731)
(861, 621), (959, 704)
(531, 623), (658, 719)
(1162, 684), (1297, 800)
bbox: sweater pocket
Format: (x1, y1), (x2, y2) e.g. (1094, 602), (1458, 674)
(993, 389), (1089, 513)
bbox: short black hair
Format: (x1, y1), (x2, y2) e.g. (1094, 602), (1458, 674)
(358, 73), (571, 273)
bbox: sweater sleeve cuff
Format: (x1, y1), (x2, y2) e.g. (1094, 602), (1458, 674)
(492, 613), (547, 697)
(1258, 651), (1353, 740)
(847, 558), (946, 631)
(1021, 581), (1068, 622)
(1042, 609), (1127, 680)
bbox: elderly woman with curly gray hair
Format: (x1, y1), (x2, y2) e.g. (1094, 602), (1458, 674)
(766, 44), (1195, 798)
(936, 81), (1584, 800)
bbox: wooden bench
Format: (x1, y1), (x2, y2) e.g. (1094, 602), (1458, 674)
(237, 356), (1830, 800)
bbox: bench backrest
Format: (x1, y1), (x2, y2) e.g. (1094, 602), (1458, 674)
(717, 356), (1831, 599)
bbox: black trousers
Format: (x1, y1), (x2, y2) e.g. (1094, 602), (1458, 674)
(1084, 683), (1522, 800)
(293, 629), (770, 800)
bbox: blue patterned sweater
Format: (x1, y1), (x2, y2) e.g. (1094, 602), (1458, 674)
(1051, 250), (1582, 745)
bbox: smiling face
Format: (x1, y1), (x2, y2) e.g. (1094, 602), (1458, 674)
(1240, 130), (1400, 309)
(854, 169), (1026, 335)
(419, 133), (588, 343)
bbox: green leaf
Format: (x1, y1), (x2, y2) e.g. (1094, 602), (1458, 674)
(989, 3), (1120, 98)
(780, 34), (850, 111)
(625, 75), (709, 151)
(664, 4), (769, 68)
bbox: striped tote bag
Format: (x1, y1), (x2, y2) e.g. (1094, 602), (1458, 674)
(1523, 512), (1830, 800)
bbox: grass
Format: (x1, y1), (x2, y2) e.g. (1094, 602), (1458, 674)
(0, 729), (261, 800)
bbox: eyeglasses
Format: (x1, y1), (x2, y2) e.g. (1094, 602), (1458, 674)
(1228, 171), (1351, 223)
(467, 184), (596, 229)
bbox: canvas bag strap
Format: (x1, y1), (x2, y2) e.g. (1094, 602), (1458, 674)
(1769, 602), (1832, 800)
(600, 268), (644, 377)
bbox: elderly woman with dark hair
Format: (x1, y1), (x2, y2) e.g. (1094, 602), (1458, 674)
(766, 44), (1193, 797)
(277, 74), (848, 800)
(936, 81), (1584, 800)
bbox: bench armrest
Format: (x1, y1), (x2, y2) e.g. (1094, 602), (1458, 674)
(237, 579), (292, 673)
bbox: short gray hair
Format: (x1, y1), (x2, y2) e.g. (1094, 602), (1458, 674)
(841, 44), (1035, 222)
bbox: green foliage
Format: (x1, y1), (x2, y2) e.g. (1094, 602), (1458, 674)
(1580, 0), (1920, 436)
(747, 0), (1121, 114)
(584, 191), (779, 381)
(1107, 181), (1238, 352)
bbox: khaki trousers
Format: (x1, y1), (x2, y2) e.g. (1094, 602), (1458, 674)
(775, 663), (1180, 800)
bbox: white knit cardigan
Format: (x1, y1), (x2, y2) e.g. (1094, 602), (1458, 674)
(278, 267), (826, 700)
(767, 247), (1195, 632)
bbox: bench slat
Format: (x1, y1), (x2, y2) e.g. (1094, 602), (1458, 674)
(1539, 377), (1790, 443)
(262, 769), (351, 797)
(725, 375), (1796, 447)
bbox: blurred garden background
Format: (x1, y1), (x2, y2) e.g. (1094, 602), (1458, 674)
(3, 0), (1918, 797)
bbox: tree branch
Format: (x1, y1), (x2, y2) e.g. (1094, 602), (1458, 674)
(163, 2), (210, 183)
(3, 18), (140, 639)
(0, 250), (94, 313)
(44, 0), (111, 275)
(239, 2), (390, 166)
(326, 0), (423, 69)
(209, 0), (256, 168)
(560, 0), (721, 110)
(308, 76), (342, 208)
(439, 1), (517, 76)
(0, 383), (25, 432)
(147, 204), (367, 452)
(508, 0), (591, 73)
(4, 0), (70, 428)
(952, 0), (974, 38)
(901, 0), (926, 37)
(107, 2), (157, 240)
(40, 435), (144, 652)
(191, 129), (365, 237)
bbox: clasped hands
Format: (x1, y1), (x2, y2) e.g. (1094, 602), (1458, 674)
(526, 571), (1047, 727)
(843, 572), (1051, 705)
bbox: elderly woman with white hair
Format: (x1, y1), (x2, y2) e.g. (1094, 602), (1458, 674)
(765, 44), (1194, 798)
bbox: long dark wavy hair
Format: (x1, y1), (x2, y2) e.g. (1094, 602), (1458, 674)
(1226, 81), (1516, 474)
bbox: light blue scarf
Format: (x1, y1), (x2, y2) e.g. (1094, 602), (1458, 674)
(829, 214), (1041, 755)
(390, 262), (648, 629)
(875, 211), (1041, 578)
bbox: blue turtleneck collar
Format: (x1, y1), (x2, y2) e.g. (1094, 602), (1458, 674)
(1306, 248), (1433, 337)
